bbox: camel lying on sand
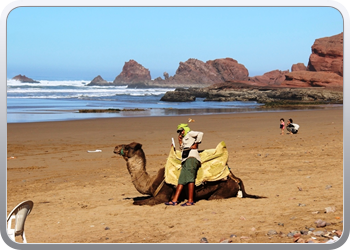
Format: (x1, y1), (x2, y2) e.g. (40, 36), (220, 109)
(114, 142), (265, 205)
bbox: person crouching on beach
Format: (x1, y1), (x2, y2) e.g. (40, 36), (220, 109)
(280, 118), (285, 135)
(286, 118), (300, 134)
(165, 123), (203, 206)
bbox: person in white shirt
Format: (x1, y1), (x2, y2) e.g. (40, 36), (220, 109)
(165, 123), (203, 206)
(286, 118), (300, 134)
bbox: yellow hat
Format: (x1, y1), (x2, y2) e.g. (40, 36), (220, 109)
(176, 123), (190, 136)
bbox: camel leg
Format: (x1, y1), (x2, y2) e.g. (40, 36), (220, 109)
(133, 196), (165, 206)
(207, 189), (237, 200)
(133, 183), (175, 206)
(207, 180), (239, 200)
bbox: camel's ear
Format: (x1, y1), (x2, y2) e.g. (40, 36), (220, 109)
(133, 143), (142, 150)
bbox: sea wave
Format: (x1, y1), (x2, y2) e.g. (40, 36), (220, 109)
(7, 79), (175, 98)
(7, 79), (118, 87)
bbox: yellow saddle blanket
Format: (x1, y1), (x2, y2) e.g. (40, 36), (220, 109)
(164, 141), (230, 186)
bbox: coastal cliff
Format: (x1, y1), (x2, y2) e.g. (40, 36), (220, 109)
(86, 32), (343, 104)
(160, 32), (343, 103)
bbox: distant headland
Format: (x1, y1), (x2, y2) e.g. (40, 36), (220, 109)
(87, 32), (343, 90)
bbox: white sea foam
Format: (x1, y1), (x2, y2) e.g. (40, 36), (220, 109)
(7, 79), (174, 98)
(7, 79), (95, 87)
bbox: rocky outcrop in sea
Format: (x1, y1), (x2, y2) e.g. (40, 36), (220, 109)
(12, 74), (39, 83)
(112, 59), (152, 87)
(88, 75), (111, 86)
(88, 57), (251, 88)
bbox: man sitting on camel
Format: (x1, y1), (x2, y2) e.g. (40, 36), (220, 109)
(165, 123), (203, 206)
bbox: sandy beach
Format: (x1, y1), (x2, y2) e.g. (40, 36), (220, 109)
(6, 107), (343, 244)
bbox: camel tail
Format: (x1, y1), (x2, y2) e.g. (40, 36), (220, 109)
(229, 171), (267, 199)
(239, 181), (267, 199)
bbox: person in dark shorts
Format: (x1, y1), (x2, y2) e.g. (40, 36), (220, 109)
(165, 123), (203, 206)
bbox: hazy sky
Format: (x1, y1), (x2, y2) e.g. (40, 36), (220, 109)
(7, 6), (343, 81)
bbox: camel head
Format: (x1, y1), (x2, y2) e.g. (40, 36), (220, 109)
(114, 142), (143, 160)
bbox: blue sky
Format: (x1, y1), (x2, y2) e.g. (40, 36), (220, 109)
(7, 6), (343, 81)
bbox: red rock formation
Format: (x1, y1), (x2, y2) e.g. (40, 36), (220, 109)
(282, 33), (343, 89)
(248, 70), (289, 85)
(281, 71), (343, 88)
(169, 58), (215, 85)
(207, 58), (249, 81)
(307, 32), (343, 76)
(163, 72), (169, 79)
(155, 58), (249, 87)
(90, 33), (343, 89)
(162, 33), (342, 88)
(291, 63), (307, 72)
(113, 60), (151, 85)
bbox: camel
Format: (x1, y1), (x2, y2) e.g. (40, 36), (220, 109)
(114, 142), (265, 205)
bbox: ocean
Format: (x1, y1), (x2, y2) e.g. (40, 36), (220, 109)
(7, 79), (263, 123)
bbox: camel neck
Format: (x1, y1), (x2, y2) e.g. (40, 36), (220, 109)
(127, 154), (152, 195)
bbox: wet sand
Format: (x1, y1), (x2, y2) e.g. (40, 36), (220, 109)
(7, 108), (343, 243)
